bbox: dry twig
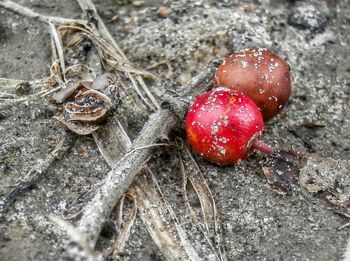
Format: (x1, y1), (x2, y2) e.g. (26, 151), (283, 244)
(1, 1), (224, 260)
(93, 115), (201, 260)
(0, 0), (84, 25)
(60, 2), (220, 258)
(61, 58), (219, 259)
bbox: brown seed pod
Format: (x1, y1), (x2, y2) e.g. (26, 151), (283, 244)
(51, 81), (92, 103)
(54, 115), (100, 135)
(52, 75), (116, 135)
(64, 104), (110, 123)
(214, 48), (292, 121)
(64, 89), (112, 123)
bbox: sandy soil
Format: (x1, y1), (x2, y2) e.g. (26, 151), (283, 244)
(0, 0), (349, 260)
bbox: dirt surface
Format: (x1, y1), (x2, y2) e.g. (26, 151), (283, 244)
(0, 0), (349, 260)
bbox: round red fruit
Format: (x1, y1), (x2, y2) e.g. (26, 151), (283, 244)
(214, 48), (291, 121)
(186, 88), (271, 165)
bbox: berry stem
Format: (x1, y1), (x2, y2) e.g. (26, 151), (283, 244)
(252, 139), (274, 154)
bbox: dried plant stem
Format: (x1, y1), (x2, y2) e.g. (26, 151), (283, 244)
(92, 115), (200, 260)
(0, 0), (83, 25)
(106, 194), (137, 259)
(75, 109), (178, 250)
(336, 212), (350, 230)
(130, 171), (201, 261)
(61, 58), (218, 259)
(182, 147), (227, 261)
(49, 23), (66, 80)
(51, 216), (99, 261)
(76, 0), (127, 61)
(0, 77), (56, 92)
(76, 0), (160, 111)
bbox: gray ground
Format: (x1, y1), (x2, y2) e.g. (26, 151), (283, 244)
(0, 0), (349, 260)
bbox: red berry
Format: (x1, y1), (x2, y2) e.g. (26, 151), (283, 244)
(214, 48), (291, 121)
(186, 88), (272, 165)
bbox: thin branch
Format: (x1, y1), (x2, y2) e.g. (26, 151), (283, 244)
(49, 23), (66, 80)
(50, 216), (99, 261)
(62, 60), (218, 259)
(0, 0), (84, 25)
(161, 59), (222, 119)
(92, 115), (200, 260)
(76, 0), (160, 111)
(76, 109), (178, 249)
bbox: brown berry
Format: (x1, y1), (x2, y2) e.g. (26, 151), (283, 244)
(214, 48), (292, 121)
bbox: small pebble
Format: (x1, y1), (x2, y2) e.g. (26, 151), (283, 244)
(15, 81), (31, 95)
(288, 1), (328, 34)
(46, 191), (54, 198)
(132, 1), (144, 7)
(158, 6), (170, 17)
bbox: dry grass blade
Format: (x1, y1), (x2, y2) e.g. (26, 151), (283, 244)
(77, 0), (160, 110)
(106, 194), (138, 260)
(179, 144), (227, 261)
(93, 116), (199, 260)
(130, 170), (201, 261)
(49, 22), (66, 81)
(76, 0), (126, 60)
(0, 0), (83, 25)
(339, 223), (350, 230)
(184, 147), (216, 233)
(178, 151), (198, 222)
(147, 168), (203, 261)
(113, 195), (126, 232)
(58, 21), (158, 111)
(178, 151), (220, 260)
(0, 77), (56, 93)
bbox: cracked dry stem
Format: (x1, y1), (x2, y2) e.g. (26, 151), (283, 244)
(76, 109), (178, 249)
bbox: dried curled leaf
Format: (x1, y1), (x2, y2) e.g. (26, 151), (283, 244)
(54, 115), (100, 135)
(52, 73), (112, 103)
(52, 81), (92, 103)
(262, 150), (305, 195)
(299, 154), (350, 207)
(65, 89), (112, 123)
(53, 74), (116, 135)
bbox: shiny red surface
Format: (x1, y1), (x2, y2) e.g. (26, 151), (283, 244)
(186, 88), (264, 165)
